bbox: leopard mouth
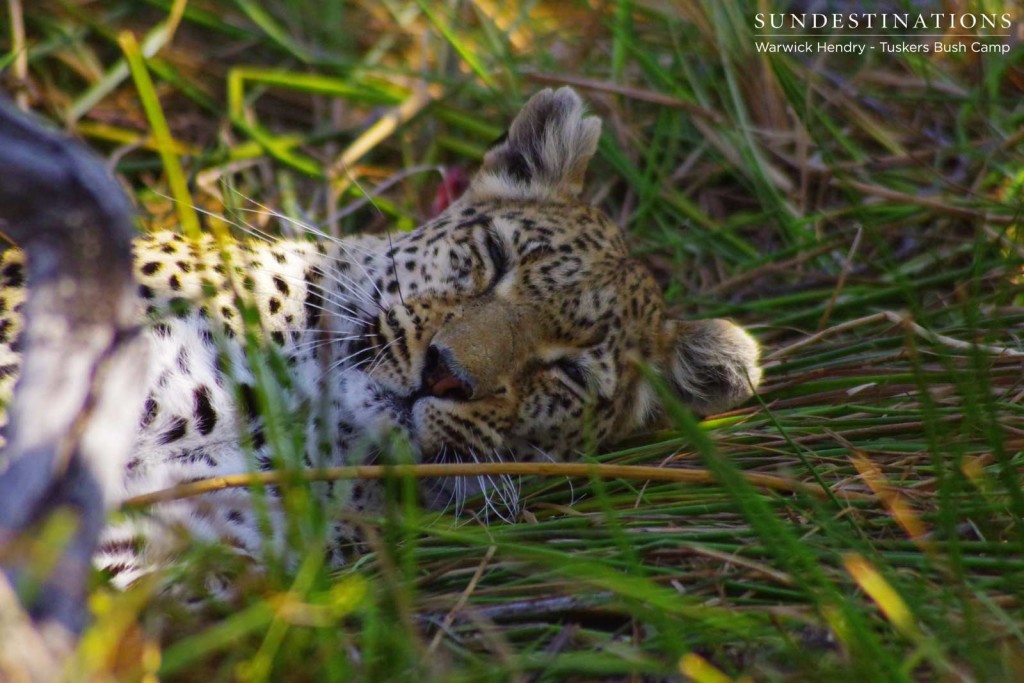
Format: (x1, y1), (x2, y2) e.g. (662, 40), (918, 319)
(378, 388), (479, 464)
(364, 384), (519, 515)
(379, 372), (468, 430)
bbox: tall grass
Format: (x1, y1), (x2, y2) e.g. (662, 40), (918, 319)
(3, 0), (1023, 680)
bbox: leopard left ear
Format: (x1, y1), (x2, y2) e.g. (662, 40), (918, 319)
(656, 318), (762, 416)
(466, 87), (601, 202)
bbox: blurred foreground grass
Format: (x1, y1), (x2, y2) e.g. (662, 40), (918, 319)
(3, 0), (1024, 681)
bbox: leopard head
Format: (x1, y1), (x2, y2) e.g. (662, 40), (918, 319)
(339, 88), (761, 511)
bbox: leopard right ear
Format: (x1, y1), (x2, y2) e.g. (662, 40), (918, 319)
(465, 87), (601, 202)
(656, 318), (762, 416)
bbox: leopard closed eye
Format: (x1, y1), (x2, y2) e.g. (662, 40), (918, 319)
(0, 87), (761, 586)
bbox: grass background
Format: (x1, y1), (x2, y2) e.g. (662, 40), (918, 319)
(3, 0), (1024, 681)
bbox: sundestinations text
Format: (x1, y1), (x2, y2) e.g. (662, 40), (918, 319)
(754, 13), (1012, 31)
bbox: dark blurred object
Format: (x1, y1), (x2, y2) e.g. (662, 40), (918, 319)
(0, 97), (148, 680)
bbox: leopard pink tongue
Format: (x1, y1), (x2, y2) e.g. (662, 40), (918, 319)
(430, 374), (467, 397)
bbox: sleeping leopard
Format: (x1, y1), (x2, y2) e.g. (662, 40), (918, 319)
(0, 87), (761, 585)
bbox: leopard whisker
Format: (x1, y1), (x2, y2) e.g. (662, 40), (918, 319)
(265, 272), (378, 321)
(322, 165), (442, 224)
(366, 337), (402, 373)
(185, 201), (279, 246)
(438, 446), (461, 516)
(465, 448), (518, 524)
(320, 342), (388, 379)
(529, 444), (578, 505)
(179, 200), (382, 317)
(256, 213), (388, 304)
(485, 448), (521, 522)
(136, 207), (375, 326)
(285, 337), (352, 357)
(237, 203), (379, 258)
(305, 268), (386, 315)
(286, 332), (373, 351)
(467, 449), (492, 523)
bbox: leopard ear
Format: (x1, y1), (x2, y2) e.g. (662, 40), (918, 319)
(466, 87), (601, 202)
(656, 318), (762, 416)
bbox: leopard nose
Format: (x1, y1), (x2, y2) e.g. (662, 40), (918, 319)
(422, 345), (473, 400)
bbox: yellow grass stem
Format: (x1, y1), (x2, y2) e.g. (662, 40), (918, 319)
(121, 461), (872, 510)
(678, 653), (739, 683)
(6, 0), (28, 110)
(70, 0), (188, 123)
(331, 84), (442, 175)
(843, 553), (921, 641)
(119, 30), (201, 239)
